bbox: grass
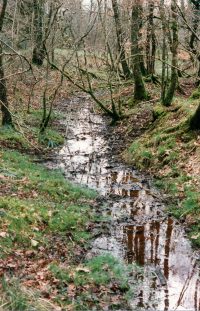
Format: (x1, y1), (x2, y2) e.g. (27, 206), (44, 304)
(1, 277), (59, 311)
(0, 148), (100, 309)
(0, 149), (95, 252)
(0, 148), (132, 309)
(74, 254), (130, 288)
(0, 126), (64, 150)
(126, 97), (200, 246)
(49, 254), (139, 310)
(38, 128), (64, 147)
(0, 127), (29, 150)
(0, 108), (64, 150)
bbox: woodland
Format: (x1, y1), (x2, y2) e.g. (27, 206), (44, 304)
(0, 0), (200, 310)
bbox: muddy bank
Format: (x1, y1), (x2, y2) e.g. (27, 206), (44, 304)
(49, 95), (200, 311)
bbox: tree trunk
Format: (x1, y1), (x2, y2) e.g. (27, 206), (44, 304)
(0, 0), (13, 126)
(160, 0), (167, 102)
(131, 0), (147, 101)
(0, 50), (12, 126)
(190, 103), (200, 130)
(189, 1), (200, 85)
(146, 1), (156, 75)
(32, 0), (45, 66)
(162, 0), (178, 106)
(111, 0), (131, 79)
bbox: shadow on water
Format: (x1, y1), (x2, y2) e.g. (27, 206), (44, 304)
(56, 96), (200, 310)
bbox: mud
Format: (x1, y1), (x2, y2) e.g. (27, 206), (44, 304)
(53, 95), (200, 311)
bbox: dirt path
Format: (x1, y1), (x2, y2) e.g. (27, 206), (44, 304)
(52, 95), (200, 311)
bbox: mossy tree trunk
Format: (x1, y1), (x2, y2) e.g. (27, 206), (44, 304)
(111, 0), (131, 79)
(131, 0), (147, 101)
(0, 0), (13, 127)
(146, 1), (156, 76)
(160, 0), (167, 102)
(190, 104), (200, 130)
(189, 1), (200, 85)
(138, 13), (147, 77)
(162, 0), (178, 107)
(32, 0), (45, 66)
(0, 48), (12, 126)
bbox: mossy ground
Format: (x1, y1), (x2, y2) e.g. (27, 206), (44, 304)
(125, 96), (200, 247)
(0, 109), (64, 151)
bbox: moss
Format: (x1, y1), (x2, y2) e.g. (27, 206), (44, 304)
(126, 97), (138, 108)
(153, 104), (167, 120)
(190, 88), (200, 100)
(0, 128), (29, 149)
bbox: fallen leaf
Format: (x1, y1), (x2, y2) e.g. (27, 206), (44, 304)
(75, 266), (90, 273)
(31, 239), (39, 247)
(191, 233), (200, 240)
(0, 232), (9, 238)
(25, 250), (36, 257)
(67, 283), (76, 297)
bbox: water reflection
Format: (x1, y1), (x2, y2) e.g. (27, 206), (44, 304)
(123, 218), (200, 310)
(59, 98), (200, 311)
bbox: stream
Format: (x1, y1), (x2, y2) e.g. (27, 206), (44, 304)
(54, 95), (200, 311)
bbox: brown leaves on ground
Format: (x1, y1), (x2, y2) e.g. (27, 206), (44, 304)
(184, 149), (200, 180)
(0, 238), (68, 303)
(65, 281), (127, 310)
(0, 173), (33, 198)
(0, 245), (127, 310)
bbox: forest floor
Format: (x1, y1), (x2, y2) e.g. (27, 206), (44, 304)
(1, 71), (200, 310)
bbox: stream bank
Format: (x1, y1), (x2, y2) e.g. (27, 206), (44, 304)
(52, 94), (200, 311)
(0, 99), (131, 311)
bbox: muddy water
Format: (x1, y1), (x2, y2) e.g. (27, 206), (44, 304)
(58, 96), (200, 311)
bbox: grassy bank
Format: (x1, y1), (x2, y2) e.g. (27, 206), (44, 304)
(0, 113), (132, 310)
(0, 109), (65, 152)
(125, 96), (200, 247)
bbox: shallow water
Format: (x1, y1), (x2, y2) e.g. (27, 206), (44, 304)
(58, 96), (200, 311)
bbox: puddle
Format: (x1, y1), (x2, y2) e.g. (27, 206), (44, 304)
(56, 96), (200, 310)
